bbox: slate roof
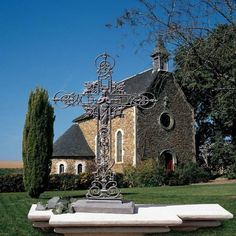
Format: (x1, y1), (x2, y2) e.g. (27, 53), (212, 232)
(121, 68), (153, 94)
(73, 68), (155, 123)
(53, 124), (95, 158)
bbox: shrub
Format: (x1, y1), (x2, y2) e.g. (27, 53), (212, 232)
(123, 159), (166, 187)
(226, 163), (236, 179)
(165, 162), (211, 186)
(164, 171), (184, 186)
(47, 173), (93, 191)
(46, 162), (211, 190)
(123, 164), (138, 187)
(60, 174), (77, 190)
(79, 173), (93, 189)
(136, 159), (165, 187)
(0, 162), (212, 192)
(183, 162), (211, 183)
(0, 173), (93, 193)
(47, 174), (75, 191)
(122, 160), (211, 187)
(0, 174), (25, 192)
(115, 172), (128, 188)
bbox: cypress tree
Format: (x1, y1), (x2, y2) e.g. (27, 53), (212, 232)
(22, 87), (54, 198)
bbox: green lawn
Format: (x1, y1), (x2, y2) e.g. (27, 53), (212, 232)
(0, 183), (235, 236)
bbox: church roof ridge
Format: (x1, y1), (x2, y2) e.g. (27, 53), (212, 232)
(73, 68), (156, 123)
(118, 68), (152, 84)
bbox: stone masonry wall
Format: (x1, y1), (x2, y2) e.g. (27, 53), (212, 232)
(111, 107), (135, 172)
(136, 73), (196, 165)
(77, 118), (97, 153)
(51, 158), (88, 174)
(78, 107), (135, 173)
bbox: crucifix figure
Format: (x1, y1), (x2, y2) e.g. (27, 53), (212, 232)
(53, 53), (157, 200)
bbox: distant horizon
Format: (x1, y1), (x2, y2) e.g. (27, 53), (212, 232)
(0, 160), (23, 162)
(0, 160), (23, 169)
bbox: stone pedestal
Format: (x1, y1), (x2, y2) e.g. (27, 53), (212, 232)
(28, 203), (233, 235)
(72, 199), (135, 214)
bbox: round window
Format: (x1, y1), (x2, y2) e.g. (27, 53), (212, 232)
(159, 112), (175, 130)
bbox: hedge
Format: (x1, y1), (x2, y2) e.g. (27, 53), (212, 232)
(0, 173), (93, 193)
(122, 160), (212, 187)
(47, 173), (93, 191)
(0, 174), (25, 192)
(0, 161), (213, 193)
(226, 163), (236, 179)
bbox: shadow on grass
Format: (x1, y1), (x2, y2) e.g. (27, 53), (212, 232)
(40, 193), (86, 200)
(121, 192), (138, 196)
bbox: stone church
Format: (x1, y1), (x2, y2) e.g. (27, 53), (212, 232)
(51, 40), (196, 175)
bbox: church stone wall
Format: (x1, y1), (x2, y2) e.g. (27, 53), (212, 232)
(111, 107), (135, 172)
(51, 158), (88, 174)
(78, 119), (97, 153)
(78, 107), (135, 173)
(136, 74), (196, 165)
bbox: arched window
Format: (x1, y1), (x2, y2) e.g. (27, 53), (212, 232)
(95, 135), (98, 157)
(59, 164), (64, 174)
(77, 164), (83, 174)
(116, 130), (123, 163)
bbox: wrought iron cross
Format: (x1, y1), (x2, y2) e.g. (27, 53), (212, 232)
(53, 53), (157, 200)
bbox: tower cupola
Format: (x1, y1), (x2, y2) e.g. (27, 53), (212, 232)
(151, 37), (169, 72)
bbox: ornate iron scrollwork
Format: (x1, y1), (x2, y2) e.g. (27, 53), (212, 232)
(53, 53), (158, 200)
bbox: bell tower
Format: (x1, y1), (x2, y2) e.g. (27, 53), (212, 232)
(151, 36), (169, 72)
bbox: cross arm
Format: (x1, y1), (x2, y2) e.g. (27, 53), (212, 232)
(52, 91), (98, 108)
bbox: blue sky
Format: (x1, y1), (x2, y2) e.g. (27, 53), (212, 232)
(0, 0), (155, 161)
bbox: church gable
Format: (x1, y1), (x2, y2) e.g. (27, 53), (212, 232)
(136, 71), (196, 168)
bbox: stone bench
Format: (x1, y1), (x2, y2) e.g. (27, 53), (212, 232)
(28, 203), (233, 235)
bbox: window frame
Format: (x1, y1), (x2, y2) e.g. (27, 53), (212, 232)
(58, 163), (65, 174)
(115, 129), (124, 163)
(159, 112), (175, 130)
(77, 163), (83, 174)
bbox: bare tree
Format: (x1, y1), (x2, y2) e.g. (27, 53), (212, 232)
(113, 0), (235, 50)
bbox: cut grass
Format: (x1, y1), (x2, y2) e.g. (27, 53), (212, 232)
(0, 183), (235, 236)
